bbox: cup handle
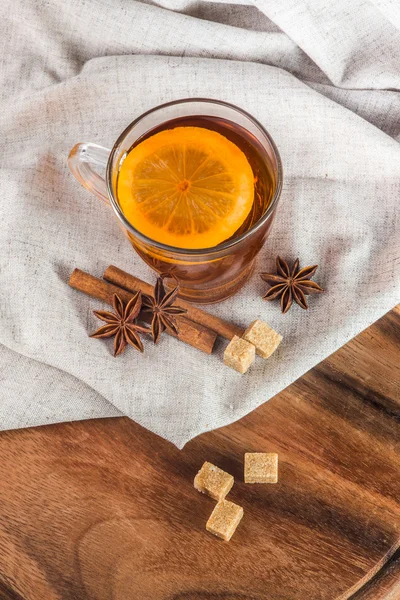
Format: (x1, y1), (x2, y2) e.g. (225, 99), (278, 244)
(68, 143), (111, 205)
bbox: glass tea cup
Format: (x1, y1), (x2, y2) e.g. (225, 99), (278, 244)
(68, 99), (283, 303)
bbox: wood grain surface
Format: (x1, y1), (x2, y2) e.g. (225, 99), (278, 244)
(0, 306), (399, 600)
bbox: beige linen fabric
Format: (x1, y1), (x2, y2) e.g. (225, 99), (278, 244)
(0, 0), (399, 447)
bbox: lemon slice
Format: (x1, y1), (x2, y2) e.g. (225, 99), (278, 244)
(117, 126), (254, 249)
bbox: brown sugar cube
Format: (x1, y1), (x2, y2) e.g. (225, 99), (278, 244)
(244, 452), (278, 483)
(242, 319), (282, 359)
(194, 462), (234, 501)
(224, 335), (255, 374)
(206, 499), (244, 541)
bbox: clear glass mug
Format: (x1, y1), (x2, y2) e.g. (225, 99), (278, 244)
(68, 99), (282, 303)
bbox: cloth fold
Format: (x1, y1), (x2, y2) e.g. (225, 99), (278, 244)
(0, 0), (399, 448)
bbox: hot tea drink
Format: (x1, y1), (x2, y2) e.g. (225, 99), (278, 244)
(68, 100), (282, 303)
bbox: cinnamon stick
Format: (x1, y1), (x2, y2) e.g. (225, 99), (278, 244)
(68, 269), (217, 355)
(103, 265), (245, 341)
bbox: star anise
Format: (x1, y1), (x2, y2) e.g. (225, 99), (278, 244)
(90, 292), (150, 356)
(142, 273), (187, 344)
(261, 256), (324, 314)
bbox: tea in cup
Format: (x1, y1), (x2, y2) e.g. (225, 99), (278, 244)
(68, 99), (282, 303)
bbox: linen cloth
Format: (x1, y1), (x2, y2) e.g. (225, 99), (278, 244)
(0, 0), (399, 448)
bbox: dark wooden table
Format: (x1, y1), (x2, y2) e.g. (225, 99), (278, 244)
(0, 306), (399, 600)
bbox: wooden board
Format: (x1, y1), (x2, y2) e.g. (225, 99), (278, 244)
(0, 306), (399, 600)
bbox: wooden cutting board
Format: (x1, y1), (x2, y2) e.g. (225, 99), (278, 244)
(0, 306), (399, 600)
